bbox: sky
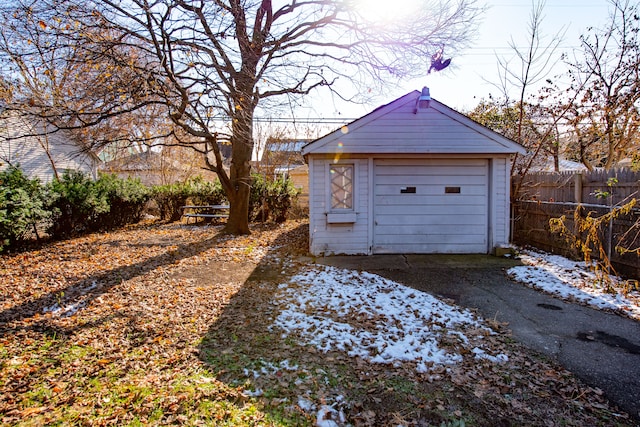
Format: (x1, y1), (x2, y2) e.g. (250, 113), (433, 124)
(311, 0), (615, 121)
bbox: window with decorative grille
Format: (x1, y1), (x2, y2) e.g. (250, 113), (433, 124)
(330, 164), (353, 210)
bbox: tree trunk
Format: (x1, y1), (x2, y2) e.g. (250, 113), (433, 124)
(224, 88), (255, 235)
(226, 181), (251, 234)
(225, 156), (252, 234)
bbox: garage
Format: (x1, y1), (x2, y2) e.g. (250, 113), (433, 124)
(302, 87), (525, 256)
(373, 158), (489, 254)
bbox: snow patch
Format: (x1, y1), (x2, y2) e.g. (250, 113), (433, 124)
(508, 249), (640, 320)
(272, 266), (497, 372)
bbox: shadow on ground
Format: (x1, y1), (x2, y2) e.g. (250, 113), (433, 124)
(197, 226), (479, 426)
(197, 237), (635, 425)
(0, 223), (225, 337)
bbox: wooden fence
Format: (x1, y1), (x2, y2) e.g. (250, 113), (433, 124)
(512, 169), (640, 278)
(513, 168), (640, 205)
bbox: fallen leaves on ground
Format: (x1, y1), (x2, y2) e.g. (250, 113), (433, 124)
(0, 219), (634, 426)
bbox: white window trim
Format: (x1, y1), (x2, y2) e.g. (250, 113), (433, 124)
(327, 162), (355, 211)
(326, 162), (358, 223)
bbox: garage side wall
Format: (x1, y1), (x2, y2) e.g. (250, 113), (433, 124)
(491, 156), (512, 248)
(308, 156), (370, 255)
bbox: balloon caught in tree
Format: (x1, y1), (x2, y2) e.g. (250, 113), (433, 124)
(428, 49), (451, 74)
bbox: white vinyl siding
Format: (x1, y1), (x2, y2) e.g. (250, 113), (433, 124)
(303, 93), (526, 157)
(0, 113), (96, 183)
(492, 157), (511, 245)
(308, 157), (370, 255)
(373, 158), (489, 254)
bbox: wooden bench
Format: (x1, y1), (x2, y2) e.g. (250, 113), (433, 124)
(181, 205), (230, 224)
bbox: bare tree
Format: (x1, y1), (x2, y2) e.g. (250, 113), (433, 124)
(0, 76), (11, 106)
(0, 3), (175, 164)
(466, 95), (554, 174)
(1, 0), (482, 234)
(564, 0), (640, 171)
(489, 0), (566, 175)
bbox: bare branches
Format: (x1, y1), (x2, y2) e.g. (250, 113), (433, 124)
(564, 0), (640, 171)
(496, 1), (566, 100)
(1, 0), (482, 233)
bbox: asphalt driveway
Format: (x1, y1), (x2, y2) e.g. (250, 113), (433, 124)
(315, 254), (640, 421)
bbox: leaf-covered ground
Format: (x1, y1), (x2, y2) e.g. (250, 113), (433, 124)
(0, 219), (635, 426)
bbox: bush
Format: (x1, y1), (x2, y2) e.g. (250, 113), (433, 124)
(151, 181), (192, 222)
(152, 177), (227, 222)
(93, 173), (150, 229)
(249, 174), (298, 223)
(249, 174), (268, 222)
(0, 166), (49, 251)
(46, 171), (109, 238)
(151, 174), (297, 224)
(46, 171), (150, 238)
(188, 176), (226, 206)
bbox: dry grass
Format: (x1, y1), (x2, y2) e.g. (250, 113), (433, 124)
(0, 219), (634, 426)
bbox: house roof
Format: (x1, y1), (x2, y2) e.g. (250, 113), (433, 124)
(100, 150), (167, 172)
(269, 139), (310, 152)
(302, 89), (526, 157)
(253, 138), (310, 163)
(530, 157), (588, 172)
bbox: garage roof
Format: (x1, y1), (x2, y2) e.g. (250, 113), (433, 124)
(302, 89), (526, 157)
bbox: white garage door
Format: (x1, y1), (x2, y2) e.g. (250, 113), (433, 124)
(373, 158), (489, 254)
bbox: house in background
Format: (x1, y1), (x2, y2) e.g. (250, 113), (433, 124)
(99, 148), (217, 186)
(0, 111), (99, 182)
(253, 138), (307, 176)
(288, 163), (309, 207)
(100, 150), (168, 186)
(99, 140), (225, 186)
(530, 157), (588, 173)
(253, 137), (310, 207)
(302, 88), (526, 256)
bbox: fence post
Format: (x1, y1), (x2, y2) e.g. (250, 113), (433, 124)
(574, 173), (583, 204)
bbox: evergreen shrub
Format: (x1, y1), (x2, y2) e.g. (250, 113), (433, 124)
(0, 166), (49, 251)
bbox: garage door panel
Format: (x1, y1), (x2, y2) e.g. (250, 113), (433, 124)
(375, 158), (488, 167)
(375, 214), (486, 226)
(378, 234), (482, 246)
(374, 158), (488, 254)
(375, 185), (487, 196)
(375, 224), (486, 235)
(375, 164), (487, 173)
(374, 174), (486, 185)
(375, 195), (487, 206)
(373, 243), (481, 254)
(376, 161), (486, 170)
(376, 204), (485, 216)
